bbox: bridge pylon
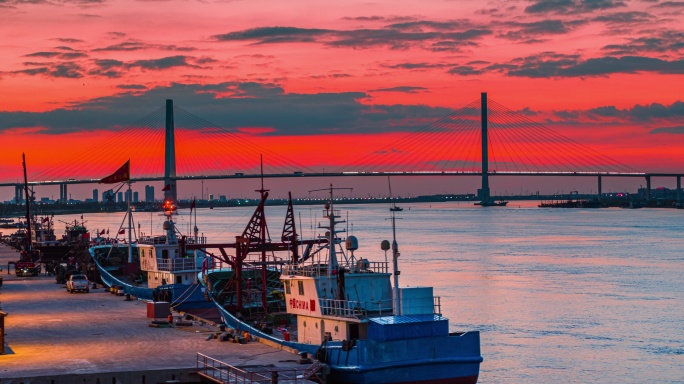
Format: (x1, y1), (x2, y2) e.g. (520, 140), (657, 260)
(164, 99), (177, 204)
(479, 92), (491, 205)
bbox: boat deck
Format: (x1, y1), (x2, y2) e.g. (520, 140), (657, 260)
(0, 244), (316, 384)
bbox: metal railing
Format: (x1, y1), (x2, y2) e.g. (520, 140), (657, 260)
(434, 296), (442, 316)
(138, 236), (167, 245)
(282, 261), (389, 277)
(139, 235), (207, 245)
(319, 298), (367, 319)
(196, 353), (307, 383)
(156, 257), (196, 272)
(363, 261), (388, 274)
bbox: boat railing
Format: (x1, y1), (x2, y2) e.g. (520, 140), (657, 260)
(196, 353), (307, 383)
(156, 257), (197, 272)
(138, 236), (167, 245)
(362, 261), (389, 274)
(319, 298), (367, 319)
(283, 264), (325, 277)
(186, 236), (207, 245)
(283, 261), (390, 277)
(434, 296), (442, 316)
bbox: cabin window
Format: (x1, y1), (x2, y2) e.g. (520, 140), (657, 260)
(140, 249), (144, 258)
(176, 276), (182, 284)
(298, 281), (304, 295)
(162, 250), (169, 259)
(285, 282), (291, 294)
(149, 250), (153, 258)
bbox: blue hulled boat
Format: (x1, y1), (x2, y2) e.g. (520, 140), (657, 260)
(89, 205), (213, 314)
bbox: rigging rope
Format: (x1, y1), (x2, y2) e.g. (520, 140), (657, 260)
(23, 97), (638, 183)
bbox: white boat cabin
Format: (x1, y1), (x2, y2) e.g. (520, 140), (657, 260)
(138, 218), (204, 289)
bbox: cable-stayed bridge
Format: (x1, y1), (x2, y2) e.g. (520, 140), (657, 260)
(2, 94), (682, 205)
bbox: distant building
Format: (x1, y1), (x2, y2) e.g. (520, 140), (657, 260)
(102, 189), (114, 204)
(209, 194), (214, 201)
(92, 188), (98, 203)
(219, 195), (227, 203)
(133, 191), (139, 203)
(117, 192), (123, 203)
(145, 185), (155, 203)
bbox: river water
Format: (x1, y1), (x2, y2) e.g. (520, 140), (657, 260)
(53, 201), (684, 383)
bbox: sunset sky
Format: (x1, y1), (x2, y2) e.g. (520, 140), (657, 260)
(0, 0), (682, 200)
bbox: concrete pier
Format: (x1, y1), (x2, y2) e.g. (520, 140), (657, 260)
(0, 244), (309, 384)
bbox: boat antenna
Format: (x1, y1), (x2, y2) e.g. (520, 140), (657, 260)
(308, 184), (352, 276)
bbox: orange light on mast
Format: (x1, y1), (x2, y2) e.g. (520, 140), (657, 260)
(162, 199), (177, 213)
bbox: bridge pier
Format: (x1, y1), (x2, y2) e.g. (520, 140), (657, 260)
(59, 183), (68, 203)
(645, 175), (651, 202)
(597, 175), (602, 201)
(677, 176), (681, 208)
(14, 184), (23, 204)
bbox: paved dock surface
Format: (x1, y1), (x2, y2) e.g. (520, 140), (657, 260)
(0, 244), (307, 382)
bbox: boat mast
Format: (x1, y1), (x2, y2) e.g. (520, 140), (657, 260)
(22, 153), (32, 252)
(391, 206), (401, 315)
(310, 184), (351, 276)
(327, 185), (338, 276)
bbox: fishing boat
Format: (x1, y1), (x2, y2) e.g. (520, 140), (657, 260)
(13, 154), (42, 277)
(89, 199), (213, 314)
(198, 186), (483, 383)
(32, 216), (91, 272)
(475, 199), (508, 207)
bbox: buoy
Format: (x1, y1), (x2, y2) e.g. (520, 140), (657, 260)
(168, 313), (173, 324)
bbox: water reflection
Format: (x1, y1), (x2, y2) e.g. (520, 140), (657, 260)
(53, 202), (683, 383)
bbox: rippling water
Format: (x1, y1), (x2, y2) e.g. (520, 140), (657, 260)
(55, 201), (684, 383)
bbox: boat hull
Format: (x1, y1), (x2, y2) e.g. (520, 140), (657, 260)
(210, 294), (481, 384)
(90, 246), (212, 312)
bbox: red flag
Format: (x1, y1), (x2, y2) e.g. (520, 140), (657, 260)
(161, 184), (171, 191)
(99, 160), (130, 184)
(106, 229), (109, 235)
(42, 217), (49, 223)
(190, 198), (196, 212)
(99, 229), (105, 235)
(118, 229), (125, 235)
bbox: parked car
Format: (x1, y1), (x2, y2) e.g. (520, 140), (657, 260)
(66, 274), (89, 293)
